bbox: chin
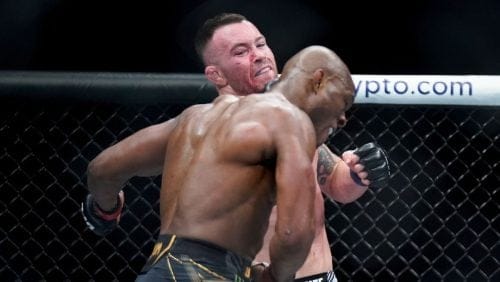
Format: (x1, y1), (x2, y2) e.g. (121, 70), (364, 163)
(258, 73), (275, 85)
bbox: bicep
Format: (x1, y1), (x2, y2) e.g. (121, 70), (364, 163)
(273, 119), (317, 224)
(275, 140), (316, 200)
(90, 118), (177, 179)
(273, 112), (317, 188)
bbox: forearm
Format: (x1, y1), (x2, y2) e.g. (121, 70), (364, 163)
(316, 145), (367, 203)
(320, 143), (391, 203)
(270, 173), (315, 281)
(85, 121), (175, 210)
(267, 233), (312, 282)
(86, 156), (129, 211)
(269, 198), (315, 280)
(326, 160), (367, 203)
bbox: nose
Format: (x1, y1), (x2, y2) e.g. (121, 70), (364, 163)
(252, 47), (266, 62)
(337, 113), (347, 128)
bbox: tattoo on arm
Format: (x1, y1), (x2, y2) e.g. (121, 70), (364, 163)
(316, 145), (336, 186)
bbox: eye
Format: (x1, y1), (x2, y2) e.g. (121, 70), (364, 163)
(234, 48), (248, 56)
(256, 42), (266, 48)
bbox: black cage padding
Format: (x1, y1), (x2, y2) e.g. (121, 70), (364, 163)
(0, 71), (217, 104)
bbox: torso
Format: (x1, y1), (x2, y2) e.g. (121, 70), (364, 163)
(295, 191), (333, 278)
(158, 93), (304, 259)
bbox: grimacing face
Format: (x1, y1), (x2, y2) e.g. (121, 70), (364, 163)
(205, 21), (278, 95)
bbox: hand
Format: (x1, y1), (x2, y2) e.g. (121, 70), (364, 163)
(251, 262), (268, 281)
(254, 265), (285, 282)
(343, 142), (390, 187)
(81, 191), (124, 236)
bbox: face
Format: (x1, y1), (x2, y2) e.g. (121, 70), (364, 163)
(312, 76), (354, 145)
(204, 21), (278, 95)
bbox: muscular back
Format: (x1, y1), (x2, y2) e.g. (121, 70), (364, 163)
(159, 93), (316, 259)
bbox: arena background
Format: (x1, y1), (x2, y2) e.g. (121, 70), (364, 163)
(1, 0), (499, 281)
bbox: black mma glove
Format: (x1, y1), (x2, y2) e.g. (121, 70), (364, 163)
(81, 192), (124, 236)
(351, 142), (390, 188)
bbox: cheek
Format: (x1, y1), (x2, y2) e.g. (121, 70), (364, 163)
(231, 66), (250, 81)
(267, 51), (277, 67)
(329, 98), (344, 116)
(224, 62), (249, 79)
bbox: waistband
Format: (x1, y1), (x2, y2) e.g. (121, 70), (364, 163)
(295, 271), (337, 282)
(146, 234), (253, 269)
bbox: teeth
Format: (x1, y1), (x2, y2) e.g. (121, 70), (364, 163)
(328, 128), (334, 135)
(256, 66), (270, 76)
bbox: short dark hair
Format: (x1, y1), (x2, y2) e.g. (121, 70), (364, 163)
(194, 13), (247, 64)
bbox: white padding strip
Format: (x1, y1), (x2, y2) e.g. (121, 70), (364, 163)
(352, 75), (500, 106)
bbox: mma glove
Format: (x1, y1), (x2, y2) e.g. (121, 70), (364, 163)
(81, 192), (124, 236)
(351, 142), (391, 188)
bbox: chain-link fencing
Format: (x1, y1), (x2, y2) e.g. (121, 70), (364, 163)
(1, 73), (498, 281)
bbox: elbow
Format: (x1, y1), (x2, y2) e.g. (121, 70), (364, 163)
(86, 158), (104, 190)
(87, 159), (98, 181)
(87, 158), (104, 182)
(86, 156), (118, 188)
(276, 220), (315, 255)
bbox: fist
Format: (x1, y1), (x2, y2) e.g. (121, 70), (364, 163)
(81, 191), (124, 236)
(343, 143), (390, 188)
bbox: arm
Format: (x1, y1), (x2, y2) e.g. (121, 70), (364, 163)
(316, 143), (390, 203)
(266, 114), (317, 282)
(315, 144), (368, 203)
(87, 118), (178, 210)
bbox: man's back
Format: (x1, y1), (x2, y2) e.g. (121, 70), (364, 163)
(83, 45), (353, 281)
(158, 93), (316, 259)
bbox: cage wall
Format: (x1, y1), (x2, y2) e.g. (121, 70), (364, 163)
(1, 72), (499, 281)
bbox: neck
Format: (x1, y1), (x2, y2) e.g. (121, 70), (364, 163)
(217, 85), (248, 97)
(273, 80), (304, 110)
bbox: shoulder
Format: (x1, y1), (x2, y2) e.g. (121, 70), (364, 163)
(177, 102), (214, 122)
(244, 94), (315, 147)
(183, 102), (212, 113)
(214, 94), (240, 103)
(259, 93), (313, 133)
(244, 93), (305, 120)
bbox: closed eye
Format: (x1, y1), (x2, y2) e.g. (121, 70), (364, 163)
(233, 48), (248, 56)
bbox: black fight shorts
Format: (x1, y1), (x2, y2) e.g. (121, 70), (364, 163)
(295, 271), (338, 282)
(136, 234), (252, 281)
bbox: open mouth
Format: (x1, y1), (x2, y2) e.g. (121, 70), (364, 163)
(255, 66), (272, 77)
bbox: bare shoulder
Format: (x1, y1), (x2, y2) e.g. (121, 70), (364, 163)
(175, 102), (217, 125)
(220, 94), (301, 160)
(243, 93), (303, 118)
(214, 94), (240, 104)
(239, 93), (315, 145)
(254, 93), (313, 134)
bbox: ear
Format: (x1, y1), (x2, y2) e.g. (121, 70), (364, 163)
(205, 66), (227, 86)
(312, 69), (325, 93)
